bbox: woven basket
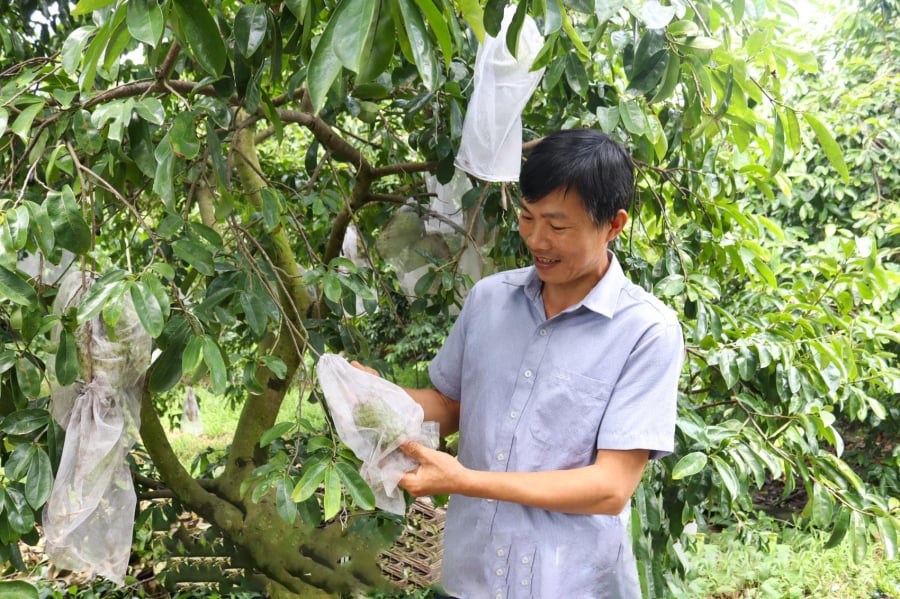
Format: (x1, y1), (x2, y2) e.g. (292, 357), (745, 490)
(379, 498), (446, 589)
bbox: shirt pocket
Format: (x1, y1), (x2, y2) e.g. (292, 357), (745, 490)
(526, 368), (613, 467)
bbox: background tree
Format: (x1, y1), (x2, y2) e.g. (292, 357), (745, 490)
(0, 0), (897, 596)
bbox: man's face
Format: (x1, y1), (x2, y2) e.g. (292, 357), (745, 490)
(518, 187), (625, 303)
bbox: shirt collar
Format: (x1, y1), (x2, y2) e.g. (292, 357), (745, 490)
(515, 251), (626, 319)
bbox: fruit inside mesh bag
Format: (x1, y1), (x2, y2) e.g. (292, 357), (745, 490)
(316, 354), (439, 514)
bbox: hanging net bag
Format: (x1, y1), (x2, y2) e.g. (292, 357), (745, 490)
(316, 354), (439, 515)
(44, 272), (152, 585)
(454, 6), (546, 182)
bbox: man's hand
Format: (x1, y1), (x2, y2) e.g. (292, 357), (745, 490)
(398, 442), (469, 497)
(350, 360), (380, 377)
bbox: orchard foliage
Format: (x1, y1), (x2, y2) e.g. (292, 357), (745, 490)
(0, 0), (897, 595)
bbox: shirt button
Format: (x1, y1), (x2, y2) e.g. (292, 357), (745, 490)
(509, 411), (518, 419)
(539, 328), (548, 336)
(495, 568), (505, 576)
(521, 556), (530, 564)
(496, 548), (505, 557)
(496, 453), (505, 461)
(521, 578), (530, 586)
(495, 592), (504, 599)
(524, 369), (533, 378)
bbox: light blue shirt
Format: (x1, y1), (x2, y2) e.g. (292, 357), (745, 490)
(429, 253), (684, 599)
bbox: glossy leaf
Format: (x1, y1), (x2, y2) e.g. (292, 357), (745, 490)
(803, 113), (850, 182)
(235, 4), (268, 58)
(333, 0), (378, 73)
(0, 409), (49, 436)
(46, 187), (91, 256)
(130, 280), (165, 338)
(323, 466), (342, 520)
(126, 0), (164, 46)
(172, 0), (227, 77)
(397, 0), (437, 91)
(260, 422), (295, 447)
(335, 461), (376, 510)
(672, 451), (707, 479)
(0, 266), (37, 307)
(25, 449), (52, 509)
(202, 336), (228, 395)
(54, 330), (79, 386)
(306, 2), (344, 114)
(76, 270), (128, 323)
(291, 456), (328, 502)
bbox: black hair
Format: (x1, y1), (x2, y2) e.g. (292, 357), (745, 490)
(519, 129), (635, 225)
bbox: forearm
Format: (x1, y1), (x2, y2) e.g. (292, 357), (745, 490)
(460, 465), (631, 515)
(403, 387), (460, 437)
(400, 445), (649, 515)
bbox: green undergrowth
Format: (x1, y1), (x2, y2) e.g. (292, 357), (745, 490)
(678, 520), (900, 598)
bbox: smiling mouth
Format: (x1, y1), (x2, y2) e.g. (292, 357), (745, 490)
(534, 256), (559, 266)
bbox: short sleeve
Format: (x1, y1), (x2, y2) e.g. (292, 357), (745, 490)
(428, 285), (482, 402)
(597, 319), (684, 459)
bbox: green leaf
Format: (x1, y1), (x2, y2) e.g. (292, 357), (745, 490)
(0, 580), (39, 598)
(260, 188), (283, 232)
(306, 4), (344, 113)
(235, 4), (269, 58)
(202, 336), (228, 395)
(170, 112), (200, 160)
(46, 187), (91, 255)
(292, 456), (328, 501)
(15, 357), (42, 398)
(824, 506), (850, 549)
(127, 0), (165, 46)
(335, 462), (376, 510)
(260, 422), (295, 447)
(397, 0), (437, 91)
(414, 0), (452, 68)
(875, 517), (897, 561)
(172, 0), (227, 77)
(457, 0), (484, 42)
(72, 0), (116, 15)
(25, 449), (52, 509)
(172, 239), (215, 276)
(275, 476), (297, 524)
(323, 465), (342, 520)
(671, 451), (707, 479)
(414, 269), (436, 296)
(357, 3), (396, 83)
(767, 110), (785, 177)
(260, 355), (288, 379)
(627, 50), (668, 98)
(332, 0), (378, 72)
(803, 113), (849, 182)
(130, 281), (165, 338)
(182, 335), (204, 376)
(10, 102), (44, 142)
(148, 347), (184, 393)
(618, 98), (647, 135)
(55, 330), (79, 386)
(711, 455), (740, 502)
(240, 290), (268, 337)
(541, 0), (562, 35)
(322, 273), (342, 303)
(0, 409), (49, 436)
(483, 0), (505, 37)
(76, 270), (128, 323)
(0, 266), (37, 307)
(134, 97), (165, 125)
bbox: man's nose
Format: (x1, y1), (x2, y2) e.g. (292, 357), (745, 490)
(524, 224), (550, 250)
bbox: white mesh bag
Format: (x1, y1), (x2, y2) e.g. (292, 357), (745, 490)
(454, 6), (546, 182)
(44, 272), (152, 585)
(316, 354), (439, 514)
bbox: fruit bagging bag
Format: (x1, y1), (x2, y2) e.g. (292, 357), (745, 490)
(316, 354), (439, 514)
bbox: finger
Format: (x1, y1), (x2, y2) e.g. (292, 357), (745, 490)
(400, 442), (420, 458)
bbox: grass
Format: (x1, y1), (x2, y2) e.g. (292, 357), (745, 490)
(680, 523), (900, 598)
(164, 385), (323, 470)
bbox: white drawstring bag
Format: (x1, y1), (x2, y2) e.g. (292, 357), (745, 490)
(316, 354), (439, 514)
(44, 272), (151, 586)
(455, 6), (546, 182)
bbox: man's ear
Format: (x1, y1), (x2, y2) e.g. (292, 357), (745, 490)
(607, 209), (629, 240)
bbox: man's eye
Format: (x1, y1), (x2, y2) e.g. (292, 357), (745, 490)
(550, 225), (568, 231)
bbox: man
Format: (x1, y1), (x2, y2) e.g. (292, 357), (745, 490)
(360, 129), (683, 598)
